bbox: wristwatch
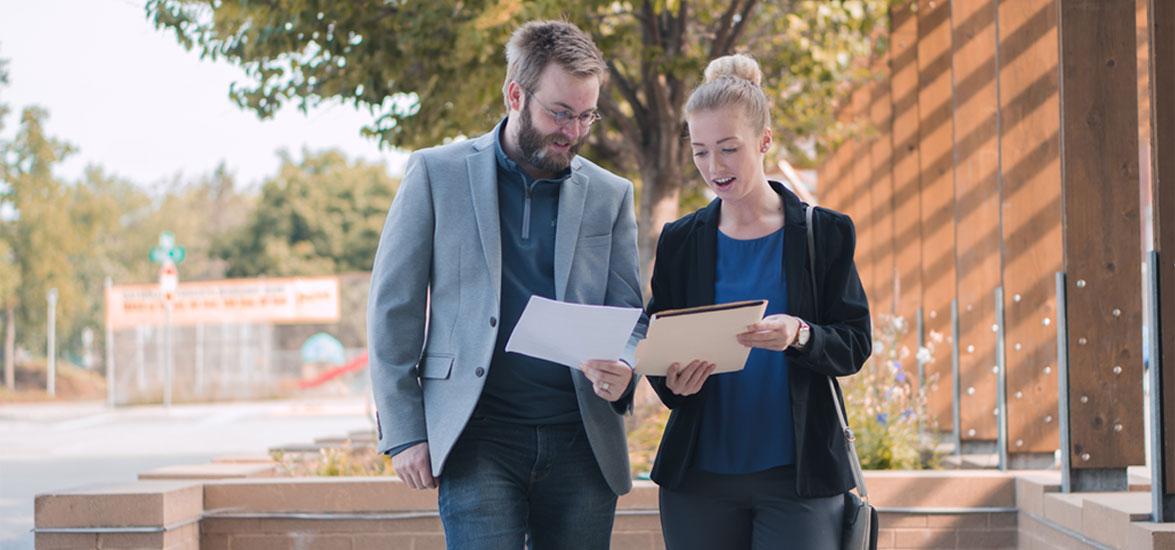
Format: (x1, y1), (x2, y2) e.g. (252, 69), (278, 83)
(793, 319), (811, 350)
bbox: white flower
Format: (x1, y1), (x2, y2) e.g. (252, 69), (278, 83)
(916, 346), (933, 365)
(929, 330), (944, 344)
(892, 317), (907, 331)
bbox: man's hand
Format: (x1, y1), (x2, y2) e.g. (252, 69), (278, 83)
(391, 442), (436, 490)
(665, 360), (716, 396)
(581, 359), (634, 402)
(736, 314), (803, 352)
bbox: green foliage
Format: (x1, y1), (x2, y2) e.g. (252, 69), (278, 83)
(132, 165), (254, 282)
(626, 397), (670, 478)
(841, 313), (942, 470)
(146, 0), (890, 254)
(60, 166), (254, 354)
(0, 239), (17, 308)
(0, 51), (396, 365)
(0, 106), (84, 350)
(144, 0), (886, 162)
(216, 149), (397, 277)
(270, 437), (395, 477)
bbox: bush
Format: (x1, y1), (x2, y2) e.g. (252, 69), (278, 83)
(271, 437), (394, 477)
(282, 312), (946, 478)
(841, 314), (942, 470)
(626, 398), (669, 478)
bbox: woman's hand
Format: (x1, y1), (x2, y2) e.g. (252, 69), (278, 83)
(736, 314), (802, 352)
(665, 360), (716, 396)
(581, 359), (634, 402)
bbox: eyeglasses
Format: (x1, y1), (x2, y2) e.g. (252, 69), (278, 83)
(523, 87), (602, 129)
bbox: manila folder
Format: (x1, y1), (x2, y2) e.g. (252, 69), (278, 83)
(634, 300), (767, 376)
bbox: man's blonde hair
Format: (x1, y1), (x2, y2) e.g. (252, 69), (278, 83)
(502, 20), (608, 109)
(685, 54), (771, 131)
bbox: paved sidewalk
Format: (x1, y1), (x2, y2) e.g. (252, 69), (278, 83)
(0, 397), (373, 549)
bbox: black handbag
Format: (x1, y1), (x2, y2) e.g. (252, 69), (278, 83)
(805, 205), (879, 550)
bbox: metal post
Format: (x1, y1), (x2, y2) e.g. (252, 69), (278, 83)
(163, 302), (173, 408)
(46, 288), (57, 398)
(195, 323), (205, 393)
(240, 324), (251, 394)
(154, 324), (163, 398)
(1148, 251), (1173, 520)
(951, 299), (962, 456)
(261, 323), (272, 383)
(220, 322), (230, 382)
(1057, 272), (1073, 492)
(104, 277), (115, 407)
(915, 308), (926, 435)
(916, 308), (926, 383)
(995, 287), (1008, 471)
(136, 325), (146, 392)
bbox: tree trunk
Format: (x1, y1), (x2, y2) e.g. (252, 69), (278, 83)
(636, 116), (689, 291)
(4, 303), (14, 391)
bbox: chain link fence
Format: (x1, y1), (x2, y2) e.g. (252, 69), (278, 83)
(107, 273), (370, 405)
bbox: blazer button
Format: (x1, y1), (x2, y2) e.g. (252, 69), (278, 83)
(475, 367), (485, 377)
(490, 317), (497, 327)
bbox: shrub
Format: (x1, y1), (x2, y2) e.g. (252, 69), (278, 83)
(841, 313), (942, 470)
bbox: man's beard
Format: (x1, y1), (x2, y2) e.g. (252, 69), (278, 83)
(518, 98), (583, 174)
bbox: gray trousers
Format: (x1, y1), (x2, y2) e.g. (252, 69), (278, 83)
(659, 466), (844, 550)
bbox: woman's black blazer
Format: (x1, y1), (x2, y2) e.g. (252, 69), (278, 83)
(645, 181), (872, 498)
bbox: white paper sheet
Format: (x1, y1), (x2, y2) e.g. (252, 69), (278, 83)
(505, 296), (642, 369)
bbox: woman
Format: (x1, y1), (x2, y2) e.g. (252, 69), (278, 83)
(645, 54), (872, 549)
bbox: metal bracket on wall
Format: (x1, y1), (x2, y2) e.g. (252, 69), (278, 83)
(995, 287), (1008, 472)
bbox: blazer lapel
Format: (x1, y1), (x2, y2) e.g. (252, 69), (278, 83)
(775, 181), (815, 321)
(692, 199), (720, 307)
(554, 167), (588, 300)
(467, 135), (502, 304)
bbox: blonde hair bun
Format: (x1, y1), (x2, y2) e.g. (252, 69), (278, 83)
(703, 54), (763, 87)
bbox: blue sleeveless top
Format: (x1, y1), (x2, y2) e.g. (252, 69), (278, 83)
(694, 227), (797, 474)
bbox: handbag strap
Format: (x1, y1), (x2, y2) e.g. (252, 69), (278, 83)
(805, 204), (869, 499)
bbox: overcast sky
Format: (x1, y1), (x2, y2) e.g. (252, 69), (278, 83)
(0, 0), (408, 190)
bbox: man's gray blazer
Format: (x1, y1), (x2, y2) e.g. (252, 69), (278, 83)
(368, 129), (644, 495)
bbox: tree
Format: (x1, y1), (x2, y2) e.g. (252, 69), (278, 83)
(0, 53), (16, 389)
(0, 236), (17, 390)
(147, 0), (887, 268)
(0, 106), (83, 360)
(0, 53), (257, 372)
(217, 149), (397, 277)
(125, 165), (253, 283)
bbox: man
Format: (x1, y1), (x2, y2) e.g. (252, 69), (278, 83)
(368, 20), (644, 549)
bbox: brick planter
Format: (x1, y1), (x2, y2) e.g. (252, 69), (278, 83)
(36, 456), (1175, 550)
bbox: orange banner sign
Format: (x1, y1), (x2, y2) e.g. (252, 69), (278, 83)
(105, 276), (341, 329)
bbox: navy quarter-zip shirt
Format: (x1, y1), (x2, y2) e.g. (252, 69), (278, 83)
(473, 120), (581, 424)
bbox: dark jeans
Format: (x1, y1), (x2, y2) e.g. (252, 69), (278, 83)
(438, 417), (617, 550)
(659, 466), (844, 550)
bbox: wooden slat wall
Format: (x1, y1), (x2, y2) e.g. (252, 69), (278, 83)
(952, 0), (1004, 446)
(997, 0), (1063, 455)
(1057, 0), (1145, 469)
(891, 1), (924, 380)
(1138, 0), (1152, 252)
(918, 0), (959, 433)
(816, 0), (1156, 468)
(870, 60), (896, 317)
(1148, 0), (1175, 493)
(850, 87), (875, 303)
(826, 125), (848, 213)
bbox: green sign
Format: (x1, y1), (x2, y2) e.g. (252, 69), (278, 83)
(149, 231), (186, 265)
